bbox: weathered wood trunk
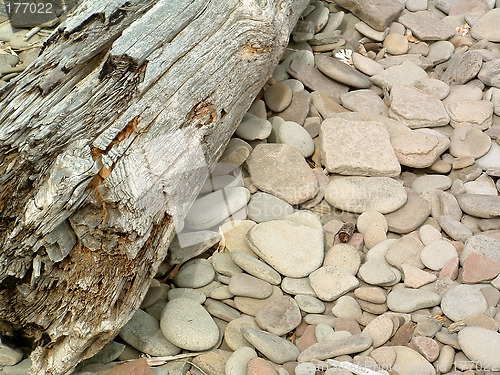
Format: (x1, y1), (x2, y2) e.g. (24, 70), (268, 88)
(0, 0), (308, 373)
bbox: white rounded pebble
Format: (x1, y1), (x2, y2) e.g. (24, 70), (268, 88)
(160, 298), (220, 351)
(420, 240), (458, 271)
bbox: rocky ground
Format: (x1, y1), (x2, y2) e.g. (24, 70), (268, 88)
(1, 0), (500, 374)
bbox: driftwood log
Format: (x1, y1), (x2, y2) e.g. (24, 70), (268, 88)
(0, 0), (309, 373)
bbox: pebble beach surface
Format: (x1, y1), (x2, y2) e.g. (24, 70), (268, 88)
(1, 0), (500, 374)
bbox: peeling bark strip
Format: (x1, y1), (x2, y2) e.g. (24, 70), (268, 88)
(0, 0), (309, 373)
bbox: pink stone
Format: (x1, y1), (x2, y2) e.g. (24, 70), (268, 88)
(333, 317), (361, 335)
(296, 324), (318, 351)
(348, 232), (365, 252)
(412, 336), (440, 362)
(107, 359), (154, 375)
(247, 357), (279, 375)
(462, 253), (500, 283)
(439, 256), (459, 280)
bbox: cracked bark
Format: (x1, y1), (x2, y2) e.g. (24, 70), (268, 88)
(0, 0), (309, 373)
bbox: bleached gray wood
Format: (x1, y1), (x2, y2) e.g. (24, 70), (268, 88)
(0, 0), (309, 373)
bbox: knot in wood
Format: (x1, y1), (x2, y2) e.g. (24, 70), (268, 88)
(185, 101), (217, 129)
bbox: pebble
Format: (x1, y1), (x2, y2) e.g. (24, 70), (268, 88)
(222, 220), (256, 256)
(386, 288), (441, 313)
(391, 346), (435, 375)
(412, 337), (440, 363)
(399, 11), (455, 41)
(320, 117), (400, 177)
(354, 286), (387, 304)
(297, 333), (373, 362)
(358, 260), (400, 286)
(0, 344), (23, 366)
(225, 347), (257, 375)
(224, 316), (260, 351)
(229, 273), (272, 299)
(264, 82), (293, 112)
(462, 253), (500, 283)
(420, 240), (458, 271)
(441, 284), (488, 321)
(447, 101), (494, 130)
(333, 0), (403, 31)
(331, 295), (362, 319)
(243, 328), (300, 364)
(402, 263), (437, 288)
(308, 265), (360, 301)
(235, 113), (272, 141)
(168, 287), (207, 304)
(351, 52), (384, 76)
(478, 58), (500, 88)
(184, 187), (250, 230)
(255, 295), (302, 335)
(385, 121), (450, 168)
(315, 55), (371, 89)
(247, 212), (324, 277)
(211, 252), (243, 277)
(326, 176), (407, 214)
(385, 234), (425, 270)
(370, 61), (428, 88)
(388, 84), (450, 129)
(281, 277), (316, 296)
(457, 326), (500, 370)
(294, 294), (325, 314)
(464, 173), (498, 195)
(323, 243), (361, 275)
(340, 89), (388, 116)
(287, 59), (348, 102)
(246, 192), (294, 223)
(119, 309), (180, 356)
(415, 77), (451, 99)
(8, 31), (40, 49)
(278, 91), (311, 125)
(461, 234), (500, 265)
(174, 259), (215, 288)
(406, 0), (428, 11)
(191, 350), (230, 375)
(411, 175), (452, 194)
(271, 120), (315, 157)
(384, 188), (432, 233)
(231, 250), (281, 285)
(247, 357), (278, 375)
(383, 33), (409, 55)
(441, 51), (483, 85)
(449, 126), (491, 159)
(456, 193), (500, 218)
(426, 40), (455, 65)
(362, 315), (394, 347)
(355, 21), (389, 41)
(476, 141), (500, 171)
(160, 298), (220, 351)
(245, 143), (318, 205)
(205, 298), (241, 322)
(470, 8), (500, 42)
(438, 215), (473, 242)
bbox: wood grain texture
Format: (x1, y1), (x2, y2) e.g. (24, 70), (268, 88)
(0, 0), (309, 373)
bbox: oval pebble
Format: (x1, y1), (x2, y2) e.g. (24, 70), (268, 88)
(419, 240), (458, 271)
(160, 298), (220, 351)
(174, 259), (215, 288)
(263, 82), (293, 113)
(326, 176), (407, 214)
(441, 284), (488, 321)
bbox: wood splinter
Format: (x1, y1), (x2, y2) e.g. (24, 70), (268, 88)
(338, 222), (355, 243)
